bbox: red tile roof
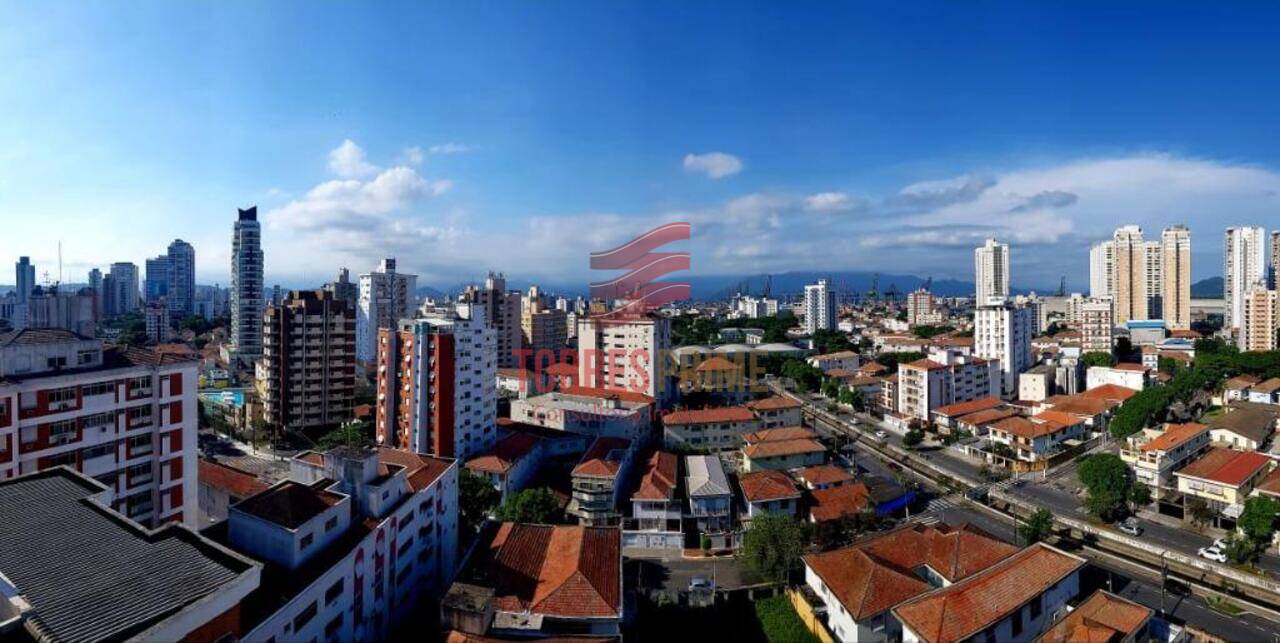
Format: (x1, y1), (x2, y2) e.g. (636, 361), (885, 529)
(744, 395), (803, 411)
(485, 523), (622, 619)
(1140, 423), (1208, 453)
(632, 451), (679, 501)
(893, 543), (1086, 643)
(572, 437), (632, 478)
(1112, 363), (1148, 372)
(466, 433), (541, 474)
(1032, 410), (1084, 429)
(796, 464), (855, 487)
(933, 397), (1003, 418)
(1080, 384), (1139, 402)
(663, 406), (755, 425)
(955, 408), (1019, 428)
(1042, 395), (1118, 417)
(1175, 447), (1272, 487)
(743, 438), (826, 460)
(808, 483), (871, 522)
(1225, 375), (1261, 390)
(1254, 468), (1280, 498)
(377, 447), (455, 492)
(545, 362), (578, 377)
(558, 385), (654, 405)
(988, 417), (1058, 440)
(739, 470), (801, 503)
(198, 458), (269, 499)
(1036, 590), (1153, 643)
(695, 356), (741, 373)
(802, 524), (1016, 618)
(902, 359), (948, 371)
(742, 426), (818, 444)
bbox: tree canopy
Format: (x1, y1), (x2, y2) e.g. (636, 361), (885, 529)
(1081, 352), (1114, 368)
(740, 513), (805, 584)
(1019, 508), (1054, 545)
(459, 469), (501, 535)
(1077, 453), (1132, 521)
(1239, 495), (1279, 546)
(493, 487), (561, 524)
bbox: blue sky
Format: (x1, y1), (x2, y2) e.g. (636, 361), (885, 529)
(2, 2), (1280, 292)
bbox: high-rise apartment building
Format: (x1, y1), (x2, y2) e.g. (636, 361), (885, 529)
(897, 349), (1000, 421)
(521, 285), (568, 365)
(1271, 231), (1280, 290)
(1239, 285), (1277, 352)
(325, 267), (358, 305)
(1143, 239), (1163, 319)
(14, 257), (35, 305)
(24, 286), (97, 337)
(1079, 298), (1115, 353)
(105, 262), (140, 319)
(144, 301), (171, 343)
(973, 239), (1009, 306)
(144, 255), (169, 303)
(0, 328), (199, 526)
(375, 305), (497, 460)
(229, 207), (264, 368)
(460, 272), (524, 368)
(1225, 226), (1267, 335)
(258, 289), (356, 431)
(166, 239), (195, 318)
(974, 302), (1033, 399)
(1161, 225), (1191, 330)
(577, 313), (673, 406)
(88, 268), (103, 317)
(356, 258), (417, 364)
(803, 279), (835, 334)
(906, 289), (943, 326)
(1110, 226), (1147, 325)
(1089, 242), (1113, 299)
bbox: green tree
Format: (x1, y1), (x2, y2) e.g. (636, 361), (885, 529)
(1129, 482), (1152, 509)
(1224, 535), (1260, 564)
(874, 351), (927, 373)
(494, 487), (561, 524)
(902, 429), (924, 448)
(459, 469), (501, 535)
(1081, 352), (1114, 368)
(740, 513), (805, 584)
(1019, 508), (1054, 545)
(316, 421), (372, 450)
(911, 325), (955, 340)
(821, 377), (840, 399)
(1077, 453), (1132, 521)
(1185, 498), (1214, 528)
(1239, 495), (1280, 546)
(781, 359), (822, 393)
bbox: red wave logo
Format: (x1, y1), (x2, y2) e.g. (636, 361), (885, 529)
(590, 222), (690, 318)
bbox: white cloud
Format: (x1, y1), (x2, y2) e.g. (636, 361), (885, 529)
(327, 139), (379, 179)
(428, 142), (472, 155)
(401, 146), (424, 166)
(804, 191), (860, 213)
(683, 152), (743, 179)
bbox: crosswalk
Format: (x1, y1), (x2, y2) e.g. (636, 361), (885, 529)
(911, 495), (963, 526)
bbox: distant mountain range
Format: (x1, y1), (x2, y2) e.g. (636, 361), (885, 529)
(1191, 277), (1223, 298)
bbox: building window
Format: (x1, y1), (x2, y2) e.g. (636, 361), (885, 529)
(292, 601), (318, 632)
(325, 579), (343, 605)
(324, 614), (343, 639)
(48, 419), (77, 445)
(1011, 607), (1023, 637)
(325, 515), (338, 532)
(1029, 595), (1042, 620)
(300, 533), (314, 550)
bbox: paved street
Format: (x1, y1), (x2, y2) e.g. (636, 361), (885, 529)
(626, 556), (745, 599)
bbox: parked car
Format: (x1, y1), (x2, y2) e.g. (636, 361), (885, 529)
(1197, 546), (1228, 563)
(688, 577), (713, 592)
(1212, 538), (1228, 550)
(875, 430), (888, 439)
(1117, 517), (1142, 536)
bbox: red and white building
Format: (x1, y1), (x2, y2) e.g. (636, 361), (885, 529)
(0, 328), (198, 527)
(375, 306), (497, 461)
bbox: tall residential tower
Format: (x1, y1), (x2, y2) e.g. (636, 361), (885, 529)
(229, 207), (264, 368)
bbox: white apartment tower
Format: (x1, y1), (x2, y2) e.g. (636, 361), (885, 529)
(357, 257), (418, 364)
(577, 313), (673, 405)
(974, 302), (1033, 399)
(1225, 226), (1267, 335)
(1110, 226), (1147, 325)
(460, 272), (524, 369)
(1080, 297), (1115, 353)
(974, 239), (1009, 306)
(1089, 242), (1113, 299)
(1161, 225), (1192, 330)
(803, 279), (836, 334)
(229, 207), (264, 368)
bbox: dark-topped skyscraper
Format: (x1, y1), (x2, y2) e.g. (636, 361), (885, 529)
(228, 206), (263, 368)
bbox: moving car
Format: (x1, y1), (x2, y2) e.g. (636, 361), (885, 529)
(1197, 545), (1228, 563)
(1117, 517), (1141, 536)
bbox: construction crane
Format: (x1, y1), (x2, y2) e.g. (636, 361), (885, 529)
(866, 273), (880, 304)
(884, 283), (900, 305)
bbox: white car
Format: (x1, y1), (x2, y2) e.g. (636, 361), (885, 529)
(875, 430), (889, 439)
(1197, 546), (1228, 563)
(1212, 538), (1228, 550)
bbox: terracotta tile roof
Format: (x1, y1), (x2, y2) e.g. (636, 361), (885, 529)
(988, 415), (1073, 440)
(1253, 377), (1280, 394)
(1042, 395), (1118, 417)
(739, 469), (801, 503)
(663, 406), (755, 425)
(742, 426), (818, 444)
(808, 483), (871, 522)
(933, 397), (1003, 418)
(1254, 467), (1280, 498)
(234, 480), (345, 529)
(466, 433), (541, 475)
(1140, 423), (1208, 453)
(1112, 363), (1148, 372)
(1225, 374), (1261, 390)
(825, 368), (856, 378)
(198, 458), (269, 499)
(902, 359), (948, 371)
(745, 395), (803, 411)
(632, 451), (679, 501)
(802, 523), (1016, 617)
(1175, 447), (1272, 487)
(572, 437), (631, 478)
(893, 543), (1086, 643)
(1036, 590), (1153, 643)
(376, 447), (455, 492)
(1208, 403), (1279, 444)
(842, 375), (883, 387)
(496, 367), (532, 378)
(296, 451), (324, 466)
(1033, 410), (1084, 429)
(558, 385), (654, 405)
(743, 438), (826, 460)
(484, 523), (621, 619)
(812, 350), (860, 360)
(858, 361), (889, 375)
(545, 362), (578, 377)
(955, 408), (1019, 428)
(796, 464), (855, 487)
(1080, 384), (1139, 402)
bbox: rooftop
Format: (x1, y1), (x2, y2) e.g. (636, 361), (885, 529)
(1139, 422), (1208, 453)
(1175, 447), (1272, 487)
(744, 395), (803, 411)
(233, 480), (345, 529)
(0, 469), (257, 643)
(572, 437), (632, 478)
(663, 406), (755, 425)
(467, 433), (542, 475)
(742, 426), (818, 444)
(1079, 383), (1139, 402)
(795, 464), (855, 487)
(742, 437), (826, 460)
(808, 483), (871, 522)
(893, 543), (1086, 643)
(556, 385), (655, 405)
(469, 523), (622, 620)
(632, 451), (679, 501)
(198, 458), (270, 499)
(1208, 403), (1279, 444)
(684, 455), (730, 497)
(933, 397), (1003, 418)
(738, 470), (801, 504)
(1035, 590), (1153, 643)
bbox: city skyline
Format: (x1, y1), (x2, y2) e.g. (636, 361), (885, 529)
(4, 3), (1280, 290)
